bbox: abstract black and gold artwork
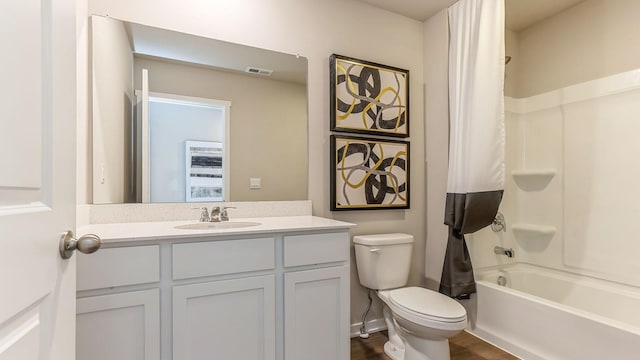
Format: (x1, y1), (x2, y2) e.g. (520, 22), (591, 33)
(330, 135), (409, 210)
(330, 54), (409, 137)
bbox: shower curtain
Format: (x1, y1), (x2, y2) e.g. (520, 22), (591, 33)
(439, 0), (505, 298)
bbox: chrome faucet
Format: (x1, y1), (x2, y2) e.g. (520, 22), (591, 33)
(494, 246), (514, 258)
(195, 206), (234, 222)
(210, 206), (222, 222)
(194, 207), (210, 222)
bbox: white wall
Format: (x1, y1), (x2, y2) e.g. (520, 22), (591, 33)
(91, 16), (134, 203)
(86, 0), (425, 331)
(503, 28), (518, 98)
(423, 10), (449, 290)
(515, 0), (640, 97)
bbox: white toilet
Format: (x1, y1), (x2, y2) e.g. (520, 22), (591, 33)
(353, 233), (467, 360)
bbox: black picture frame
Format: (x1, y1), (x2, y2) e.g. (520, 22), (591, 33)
(330, 54), (410, 138)
(330, 134), (410, 211)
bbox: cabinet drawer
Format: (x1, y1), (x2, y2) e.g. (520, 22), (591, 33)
(77, 245), (160, 291)
(284, 232), (349, 267)
(172, 237), (275, 280)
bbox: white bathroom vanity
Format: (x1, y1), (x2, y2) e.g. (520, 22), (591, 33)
(75, 215), (353, 360)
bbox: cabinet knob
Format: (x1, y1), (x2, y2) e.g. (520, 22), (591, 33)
(59, 230), (101, 259)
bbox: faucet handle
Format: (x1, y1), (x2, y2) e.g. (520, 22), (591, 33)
(193, 207), (209, 222)
(491, 212), (506, 232)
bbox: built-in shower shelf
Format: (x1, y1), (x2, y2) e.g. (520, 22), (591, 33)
(512, 223), (556, 239)
(511, 169), (556, 191)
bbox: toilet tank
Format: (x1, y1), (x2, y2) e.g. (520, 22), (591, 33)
(353, 233), (414, 290)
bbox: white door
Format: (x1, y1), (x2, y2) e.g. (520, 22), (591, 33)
(0, 0), (78, 359)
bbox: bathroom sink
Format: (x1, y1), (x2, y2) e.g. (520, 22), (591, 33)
(175, 221), (261, 230)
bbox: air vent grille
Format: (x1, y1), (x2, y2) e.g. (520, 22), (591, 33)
(245, 67), (273, 76)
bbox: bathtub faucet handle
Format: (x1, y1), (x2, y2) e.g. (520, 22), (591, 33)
(491, 212), (506, 232)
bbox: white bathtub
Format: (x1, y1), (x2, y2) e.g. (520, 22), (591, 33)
(469, 264), (640, 359)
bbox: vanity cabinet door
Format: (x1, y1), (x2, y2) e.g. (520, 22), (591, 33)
(284, 266), (350, 360)
(173, 275), (276, 360)
(76, 289), (160, 360)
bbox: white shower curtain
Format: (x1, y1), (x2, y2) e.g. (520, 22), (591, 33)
(440, 0), (505, 298)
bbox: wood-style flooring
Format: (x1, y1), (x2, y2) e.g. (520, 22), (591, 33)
(351, 330), (518, 360)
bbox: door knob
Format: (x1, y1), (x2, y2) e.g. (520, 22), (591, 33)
(59, 230), (101, 259)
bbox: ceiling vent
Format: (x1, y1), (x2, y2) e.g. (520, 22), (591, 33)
(245, 67), (273, 76)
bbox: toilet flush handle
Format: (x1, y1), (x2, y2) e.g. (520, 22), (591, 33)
(369, 248), (381, 253)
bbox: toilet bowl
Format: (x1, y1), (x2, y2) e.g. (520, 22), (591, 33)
(378, 287), (467, 360)
(353, 233), (468, 360)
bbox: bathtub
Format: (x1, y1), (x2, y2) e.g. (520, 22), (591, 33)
(469, 264), (640, 359)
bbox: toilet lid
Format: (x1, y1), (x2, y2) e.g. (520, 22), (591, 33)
(389, 287), (467, 322)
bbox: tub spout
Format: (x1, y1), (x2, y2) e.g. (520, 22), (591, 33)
(494, 246), (514, 258)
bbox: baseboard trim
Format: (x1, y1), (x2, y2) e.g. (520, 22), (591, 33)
(350, 318), (387, 338)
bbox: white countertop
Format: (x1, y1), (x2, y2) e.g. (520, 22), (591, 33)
(79, 216), (355, 244)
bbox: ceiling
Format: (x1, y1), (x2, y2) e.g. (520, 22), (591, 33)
(121, 0), (587, 82)
(355, 0), (586, 31)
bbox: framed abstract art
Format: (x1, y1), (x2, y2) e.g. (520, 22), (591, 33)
(330, 135), (410, 210)
(330, 54), (409, 138)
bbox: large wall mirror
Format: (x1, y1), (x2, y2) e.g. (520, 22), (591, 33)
(91, 15), (308, 204)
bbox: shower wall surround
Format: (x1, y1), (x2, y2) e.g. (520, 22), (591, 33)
(473, 68), (640, 289)
(468, 0), (640, 288)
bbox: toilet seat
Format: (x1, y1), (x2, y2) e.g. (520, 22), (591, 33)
(380, 287), (467, 330)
